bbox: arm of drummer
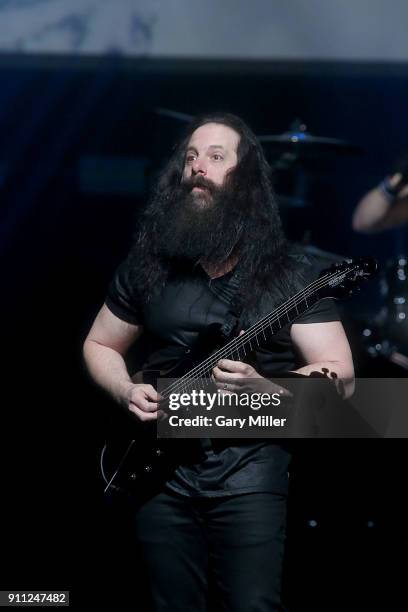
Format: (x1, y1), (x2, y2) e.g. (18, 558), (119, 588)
(352, 174), (408, 233)
(291, 320), (355, 398)
(83, 304), (161, 421)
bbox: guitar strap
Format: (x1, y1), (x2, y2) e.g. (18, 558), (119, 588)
(208, 268), (245, 339)
(200, 269), (245, 455)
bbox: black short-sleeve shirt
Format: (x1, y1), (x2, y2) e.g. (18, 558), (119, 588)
(105, 250), (340, 497)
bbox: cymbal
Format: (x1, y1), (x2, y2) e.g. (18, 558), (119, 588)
(259, 121), (363, 157)
(151, 110), (363, 157)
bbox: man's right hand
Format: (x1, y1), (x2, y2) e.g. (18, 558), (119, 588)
(121, 382), (162, 422)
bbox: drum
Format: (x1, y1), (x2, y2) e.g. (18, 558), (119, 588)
(356, 256), (408, 374)
(381, 256), (408, 355)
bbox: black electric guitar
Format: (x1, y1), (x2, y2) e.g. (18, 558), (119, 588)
(100, 257), (377, 496)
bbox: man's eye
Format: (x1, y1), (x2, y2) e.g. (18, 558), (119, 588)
(212, 154), (223, 161)
(185, 155), (196, 164)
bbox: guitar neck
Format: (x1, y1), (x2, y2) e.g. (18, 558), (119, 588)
(156, 257), (376, 400)
(161, 271), (331, 400)
(203, 276), (324, 373)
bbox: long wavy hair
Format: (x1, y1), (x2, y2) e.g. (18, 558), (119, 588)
(127, 112), (305, 320)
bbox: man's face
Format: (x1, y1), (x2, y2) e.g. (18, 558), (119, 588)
(182, 123), (240, 202)
(154, 122), (243, 263)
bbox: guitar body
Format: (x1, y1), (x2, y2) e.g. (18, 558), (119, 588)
(100, 323), (228, 496)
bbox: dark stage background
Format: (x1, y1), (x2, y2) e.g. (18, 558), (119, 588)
(1, 55), (407, 610)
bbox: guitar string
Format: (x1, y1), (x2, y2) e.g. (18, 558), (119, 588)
(160, 266), (358, 398)
(173, 260), (371, 396)
(163, 275), (327, 395)
(161, 267), (354, 398)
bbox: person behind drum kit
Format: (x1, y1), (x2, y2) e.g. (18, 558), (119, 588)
(352, 154), (408, 371)
(352, 153), (408, 233)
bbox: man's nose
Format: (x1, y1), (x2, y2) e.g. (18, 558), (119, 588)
(191, 159), (207, 175)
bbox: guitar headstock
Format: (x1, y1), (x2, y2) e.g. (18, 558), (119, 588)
(317, 256), (378, 299)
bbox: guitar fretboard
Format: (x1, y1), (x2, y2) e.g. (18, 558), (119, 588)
(160, 261), (367, 399)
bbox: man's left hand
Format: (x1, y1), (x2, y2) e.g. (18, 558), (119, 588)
(212, 359), (289, 396)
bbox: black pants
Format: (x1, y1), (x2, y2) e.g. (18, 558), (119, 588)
(134, 489), (287, 612)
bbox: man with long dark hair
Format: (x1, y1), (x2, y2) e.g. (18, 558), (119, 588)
(83, 113), (354, 611)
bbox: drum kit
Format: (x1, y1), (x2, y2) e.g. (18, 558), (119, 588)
(259, 119), (362, 207)
(154, 108), (408, 374)
(358, 256), (408, 372)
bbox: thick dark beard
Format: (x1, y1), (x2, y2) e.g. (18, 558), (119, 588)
(155, 176), (245, 266)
